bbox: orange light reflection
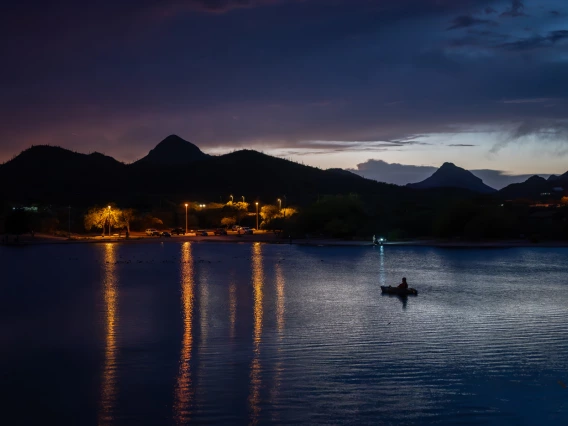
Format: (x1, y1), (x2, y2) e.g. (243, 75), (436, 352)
(249, 243), (264, 425)
(174, 242), (195, 424)
(99, 243), (118, 425)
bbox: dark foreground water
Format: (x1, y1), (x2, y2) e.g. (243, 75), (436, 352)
(1, 242), (567, 425)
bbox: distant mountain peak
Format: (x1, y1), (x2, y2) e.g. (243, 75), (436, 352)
(526, 175), (546, 183)
(134, 135), (209, 166)
(440, 162), (457, 168)
(407, 162), (496, 193)
(156, 134), (188, 147)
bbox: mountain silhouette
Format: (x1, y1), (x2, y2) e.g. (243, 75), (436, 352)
(133, 135), (210, 165)
(0, 139), (408, 206)
(498, 174), (568, 199)
(407, 162), (496, 194)
(0, 145), (126, 205)
(327, 168), (365, 179)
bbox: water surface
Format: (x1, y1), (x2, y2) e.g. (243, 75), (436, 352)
(1, 242), (567, 425)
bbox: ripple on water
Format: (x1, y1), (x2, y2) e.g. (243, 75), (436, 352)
(0, 244), (567, 425)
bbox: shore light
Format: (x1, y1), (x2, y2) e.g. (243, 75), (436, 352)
(185, 203), (188, 234)
(255, 202), (259, 230)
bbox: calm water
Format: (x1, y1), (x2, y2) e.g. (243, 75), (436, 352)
(1, 242), (567, 425)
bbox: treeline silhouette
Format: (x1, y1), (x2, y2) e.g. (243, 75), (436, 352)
(1, 140), (568, 241)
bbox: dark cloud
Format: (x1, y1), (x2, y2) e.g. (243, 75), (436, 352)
(500, 0), (527, 17)
(485, 7), (497, 14)
(349, 159), (552, 189)
(1, 0), (568, 166)
(447, 15), (495, 30)
(499, 30), (568, 51)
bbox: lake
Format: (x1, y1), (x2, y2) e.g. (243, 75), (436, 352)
(1, 242), (567, 425)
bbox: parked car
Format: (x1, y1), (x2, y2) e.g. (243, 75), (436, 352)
(146, 228), (160, 236)
(214, 228), (227, 235)
(161, 231), (172, 237)
(197, 230), (208, 236)
(240, 227), (253, 235)
(171, 227), (185, 235)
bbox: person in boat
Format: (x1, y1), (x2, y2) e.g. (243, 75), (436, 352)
(397, 277), (408, 290)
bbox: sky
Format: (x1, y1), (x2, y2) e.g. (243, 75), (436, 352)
(1, 0), (568, 188)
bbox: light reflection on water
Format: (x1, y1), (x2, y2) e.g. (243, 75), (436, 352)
(229, 277), (237, 342)
(2, 243), (568, 425)
(249, 242), (264, 425)
(99, 243), (118, 425)
(270, 263), (285, 422)
(173, 242), (194, 424)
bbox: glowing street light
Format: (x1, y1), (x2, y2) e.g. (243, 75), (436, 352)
(230, 194), (233, 202)
(255, 202), (259, 230)
(107, 206), (111, 237)
(242, 196), (245, 203)
(278, 198), (282, 211)
(185, 203), (188, 234)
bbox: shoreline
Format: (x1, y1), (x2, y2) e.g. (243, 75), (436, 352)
(2, 233), (568, 249)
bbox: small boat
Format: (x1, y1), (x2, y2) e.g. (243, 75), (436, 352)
(381, 286), (418, 296)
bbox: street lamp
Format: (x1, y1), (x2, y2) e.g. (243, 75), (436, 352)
(230, 195), (233, 202)
(107, 206), (111, 237)
(278, 198), (281, 211)
(185, 203), (188, 234)
(242, 196), (245, 203)
(255, 202), (259, 230)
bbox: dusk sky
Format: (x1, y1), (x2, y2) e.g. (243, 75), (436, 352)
(2, 0), (568, 188)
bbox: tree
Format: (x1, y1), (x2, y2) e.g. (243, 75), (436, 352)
(221, 216), (236, 228)
(225, 201), (249, 224)
(141, 214), (164, 230)
(260, 205), (279, 222)
(119, 208), (136, 233)
(84, 206), (122, 234)
(260, 205), (298, 230)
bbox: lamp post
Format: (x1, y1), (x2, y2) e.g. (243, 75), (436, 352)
(230, 195), (233, 203)
(185, 203), (188, 235)
(242, 196), (245, 203)
(107, 206), (111, 237)
(278, 198), (281, 211)
(255, 202), (259, 230)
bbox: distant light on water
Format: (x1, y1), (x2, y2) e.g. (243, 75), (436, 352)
(99, 243), (118, 425)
